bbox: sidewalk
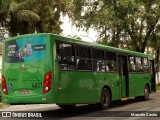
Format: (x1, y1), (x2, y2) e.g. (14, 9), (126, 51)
(0, 104), (57, 111)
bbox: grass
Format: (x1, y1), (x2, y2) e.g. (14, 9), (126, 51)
(156, 84), (160, 90)
(0, 103), (9, 108)
(0, 92), (9, 108)
(0, 103), (3, 108)
(0, 92), (1, 102)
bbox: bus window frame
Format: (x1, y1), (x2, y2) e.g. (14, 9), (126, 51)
(128, 56), (150, 74)
(105, 51), (117, 72)
(92, 48), (106, 72)
(76, 44), (92, 71)
(56, 40), (76, 71)
(56, 40), (150, 74)
(135, 57), (144, 73)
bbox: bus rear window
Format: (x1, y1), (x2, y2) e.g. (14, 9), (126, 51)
(5, 36), (46, 63)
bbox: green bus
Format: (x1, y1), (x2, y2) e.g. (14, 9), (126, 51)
(2, 33), (156, 110)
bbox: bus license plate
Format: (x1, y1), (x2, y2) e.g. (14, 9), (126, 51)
(20, 90), (29, 95)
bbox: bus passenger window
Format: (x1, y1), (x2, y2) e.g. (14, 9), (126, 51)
(136, 57), (143, 72)
(129, 64), (136, 72)
(56, 41), (76, 70)
(106, 62), (115, 72)
(78, 46), (91, 58)
(92, 49), (105, 72)
(143, 58), (149, 73)
(77, 46), (92, 71)
(58, 56), (69, 70)
(106, 52), (116, 62)
(77, 59), (92, 71)
(105, 52), (116, 72)
(143, 58), (148, 65)
(93, 60), (105, 72)
(129, 56), (136, 72)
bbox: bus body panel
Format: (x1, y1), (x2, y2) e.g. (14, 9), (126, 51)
(5, 62), (44, 96)
(55, 72), (120, 104)
(104, 73), (120, 100)
(55, 71), (100, 104)
(129, 73), (150, 97)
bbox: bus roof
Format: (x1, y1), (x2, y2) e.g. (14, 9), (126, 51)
(3, 33), (153, 59)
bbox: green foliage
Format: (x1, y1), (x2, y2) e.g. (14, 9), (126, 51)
(71, 0), (160, 53)
(1, 0), (160, 54)
(0, 0), (73, 36)
(67, 35), (82, 40)
(0, 0), (11, 21)
(156, 84), (160, 90)
(0, 84), (1, 102)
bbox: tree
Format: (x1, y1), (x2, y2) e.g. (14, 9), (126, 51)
(35, 0), (63, 34)
(9, 0), (41, 36)
(149, 24), (160, 84)
(0, 0), (11, 27)
(71, 0), (160, 53)
(1, 0), (74, 36)
(68, 35), (82, 40)
(124, 0), (160, 52)
(0, 0), (41, 36)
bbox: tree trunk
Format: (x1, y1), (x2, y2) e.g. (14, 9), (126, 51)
(155, 49), (160, 84)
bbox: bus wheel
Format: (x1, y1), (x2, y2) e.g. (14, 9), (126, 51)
(98, 88), (111, 110)
(58, 105), (76, 110)
(143, 85), (149, 101)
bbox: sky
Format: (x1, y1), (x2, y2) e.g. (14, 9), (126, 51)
(61, 15), (97, 43)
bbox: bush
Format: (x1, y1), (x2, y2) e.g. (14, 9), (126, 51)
(156, 84), (160, 90)
(0, 85), (1, 102)
(0, 92), (1, 102)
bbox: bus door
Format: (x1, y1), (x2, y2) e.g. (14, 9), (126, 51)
(118, 55), (129, 98)
(150, 60), (156, 92)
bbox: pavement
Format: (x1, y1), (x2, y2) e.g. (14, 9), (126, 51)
(0, 90), (159, 120)
(0, 104), (57, 111)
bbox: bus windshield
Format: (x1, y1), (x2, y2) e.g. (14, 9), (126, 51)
(5, 36), (46, 63)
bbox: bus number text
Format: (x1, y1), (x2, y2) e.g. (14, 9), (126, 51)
(32, 82), (42, 89)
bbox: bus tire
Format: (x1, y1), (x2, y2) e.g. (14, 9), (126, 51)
(58, 105), (76, 110)
(98, 88), (111, 110)
(143, 85), (149, 101)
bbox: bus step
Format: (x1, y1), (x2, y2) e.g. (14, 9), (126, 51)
(121, 97), (135, 101)
(121, 98), (128, 101)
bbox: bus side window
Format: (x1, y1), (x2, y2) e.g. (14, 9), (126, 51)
(106, 52), (116, 72)
(135, 57), (143, 72)
(129, 56), (136, 72)
(143, 58), (149, 73)
(92, 49), (105, 72)
(77, 46), (92, 71)
(106, 61), (116, 71)
(56, 41), (76, 70)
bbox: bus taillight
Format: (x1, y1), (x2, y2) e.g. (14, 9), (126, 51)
(2, 75), (8, 95)
(43, 72), (52, 94)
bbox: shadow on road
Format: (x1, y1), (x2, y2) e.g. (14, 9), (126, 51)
(110, 98), (153, 108)
(40, 98), (153, 118)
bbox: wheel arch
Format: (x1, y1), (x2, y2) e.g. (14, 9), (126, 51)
(145, 83), (150, 93)
(102, 85), (112, 101)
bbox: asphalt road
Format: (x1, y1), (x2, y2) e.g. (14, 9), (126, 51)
(0, 90), (160, 120)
